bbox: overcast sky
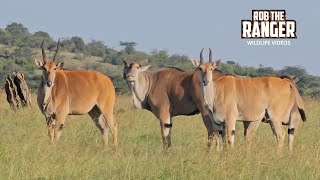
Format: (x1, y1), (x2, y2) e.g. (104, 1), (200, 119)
(0, 0), (319, 75)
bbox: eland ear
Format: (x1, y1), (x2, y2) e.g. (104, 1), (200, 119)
(123, 59), (128, 67)
(57, 62), (64, 68)
(293, 76), (302, 84)
(35, 59), (43, 68)
(191, 60), (200, 67)
(213, 59), (221, 67)
(141, 65), (151, 72)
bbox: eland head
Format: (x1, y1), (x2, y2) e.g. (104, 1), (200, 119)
(122, 60), (151, 85)
(191, 48), (221, 86)
(34, 39), (64, 88)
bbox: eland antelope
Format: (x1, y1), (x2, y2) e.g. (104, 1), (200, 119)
(123, 60), (218, 149)
(35, 40), (117, 149)
(192, 49), (306, 151)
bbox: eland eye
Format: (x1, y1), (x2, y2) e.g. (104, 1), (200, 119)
(54, 67), (57, 70)
(210, 68), (213, 71)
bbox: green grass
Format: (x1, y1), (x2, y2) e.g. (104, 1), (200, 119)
(0, 93), (319, 179)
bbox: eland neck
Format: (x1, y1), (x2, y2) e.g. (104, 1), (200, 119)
(37, 77), (53, 111)
(203, 69), (224, 109)
(202, 79), (216, 112)
(128, 72), (151, 104)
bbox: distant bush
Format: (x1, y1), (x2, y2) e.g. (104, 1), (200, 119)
(0, 22), (319, 96)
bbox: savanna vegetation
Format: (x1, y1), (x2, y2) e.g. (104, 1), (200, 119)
(0, 93), (319, 179)
(0, 22), (319, 96)
(0, 22), (319, 179)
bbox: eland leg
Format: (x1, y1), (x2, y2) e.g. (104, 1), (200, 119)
(53, 113), (68, 143)
(213, 124), (226, 151)
(97, 93), (117, 150)
(200, 114), (216, 151)
(88, 106), (109, 147)
(100, 109), (118, 150)
(288, 109), (301, 152)
(270, 121), (286, 150)
(226, 117), (237, 148)
(151, 104), (172, 149)
(243, 121), (261, 149)
(220, 124), (227, 146)
(159, 115), (172, 149)
(46, 116), (55, 143)
(269, 122), (277, 144)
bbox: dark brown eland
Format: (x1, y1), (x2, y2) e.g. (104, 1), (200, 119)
(35, 40), (118, 149)
(192, 49), (306, 152)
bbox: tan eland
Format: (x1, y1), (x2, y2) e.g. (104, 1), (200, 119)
(191, 49), (306, 151)
(35, 40), (117, 149)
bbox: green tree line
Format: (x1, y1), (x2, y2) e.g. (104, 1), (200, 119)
(0, 22), (319, 96)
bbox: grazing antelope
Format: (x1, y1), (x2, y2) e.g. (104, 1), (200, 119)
(35, 40), (117, 149)
(192, 49), (306, 151)
(123, 60), (217, 149)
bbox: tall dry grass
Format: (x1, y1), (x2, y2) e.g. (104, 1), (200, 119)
(0, 92), (319, 179)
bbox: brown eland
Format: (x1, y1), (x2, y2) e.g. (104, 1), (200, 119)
(122, 59), (217, 149)
(35, 40), (118, 149)
(192, 48), (306, 152)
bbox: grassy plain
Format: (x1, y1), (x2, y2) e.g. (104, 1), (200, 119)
(0, 93), (319, 179)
